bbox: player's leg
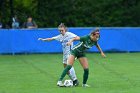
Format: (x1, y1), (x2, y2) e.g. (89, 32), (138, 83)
(78, 57), (90, 87)
(69, 66), (79, 85)
(69, 66), (77, 80)
(68, 65), (79, 86)
(64, 54), (79, 86)
(59, 55), (75, 80)
(66, 55), (78, 81)
(63, 57), (74, 80)
(57, 55), (75, 86)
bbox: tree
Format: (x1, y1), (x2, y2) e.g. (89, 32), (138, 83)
(0, 0), (140, 28)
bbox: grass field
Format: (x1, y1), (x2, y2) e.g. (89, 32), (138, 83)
(0, 53), (140, 93)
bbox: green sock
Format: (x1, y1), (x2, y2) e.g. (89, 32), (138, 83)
(59, 65), (72, 81)
(83, 68), (89, 84)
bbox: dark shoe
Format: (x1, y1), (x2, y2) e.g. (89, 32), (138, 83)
(73, 79), (79, 86)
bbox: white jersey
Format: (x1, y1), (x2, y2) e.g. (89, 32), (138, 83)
(52, 32), (77, 63)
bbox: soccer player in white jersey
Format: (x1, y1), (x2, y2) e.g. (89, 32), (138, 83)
(38, 23), (79, 86)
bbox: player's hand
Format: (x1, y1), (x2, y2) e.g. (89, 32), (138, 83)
(101, 52), (106, 58)
(38, 38), (42, 40)
(66, 42), (72, 46)
(38, 38), (46, 41)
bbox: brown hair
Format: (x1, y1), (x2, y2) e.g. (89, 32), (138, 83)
(90, 28), (100, 35)
(58, 23), (67, 31)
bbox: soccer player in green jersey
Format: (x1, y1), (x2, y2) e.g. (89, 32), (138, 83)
(57, 28), (106, 87)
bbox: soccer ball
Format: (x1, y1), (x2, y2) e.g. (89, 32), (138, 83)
(63, 80), (73, 87)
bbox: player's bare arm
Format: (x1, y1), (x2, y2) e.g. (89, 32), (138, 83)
(96, 44), (106, 58)
(38, 38), (55, 41)
(67, 36), (80, 46)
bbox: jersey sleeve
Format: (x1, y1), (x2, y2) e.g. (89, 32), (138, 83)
(67, 32), (77, 39)
(52, 35), (61, 41)
(80, 35), (87, 42)
(69, 32), (77, 38)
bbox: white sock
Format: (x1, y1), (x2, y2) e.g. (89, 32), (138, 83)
(68, 66), (77, 81)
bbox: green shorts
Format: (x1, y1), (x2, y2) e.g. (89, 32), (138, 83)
(70, 50), (86, 59)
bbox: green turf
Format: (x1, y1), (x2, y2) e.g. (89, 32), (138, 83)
(0, 53), (140, 93)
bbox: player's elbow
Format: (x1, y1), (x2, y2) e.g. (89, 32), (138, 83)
(74, 36), (80, 40)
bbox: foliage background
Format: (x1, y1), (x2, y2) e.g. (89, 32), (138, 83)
(0, 0), (140, 28)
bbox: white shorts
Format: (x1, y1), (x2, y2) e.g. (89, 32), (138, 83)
(63, 54), (69, 64)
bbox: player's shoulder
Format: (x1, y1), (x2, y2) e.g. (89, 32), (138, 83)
(66, 32), (76, 36)
(80, 35), (89, 38)
(66, 32), (73, 34)
(56, 34), (62, 37)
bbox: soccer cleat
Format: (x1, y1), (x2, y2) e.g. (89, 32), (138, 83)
(57, 81), (64, 87)
(82, 84), (90, 87)
(73, 79), (79, 86)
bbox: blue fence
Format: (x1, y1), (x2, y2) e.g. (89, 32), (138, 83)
(0, 27), (140, 54)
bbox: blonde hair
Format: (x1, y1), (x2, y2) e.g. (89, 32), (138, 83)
(58, 23), (67, 31)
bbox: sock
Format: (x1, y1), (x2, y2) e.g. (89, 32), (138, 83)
(59, 65), (72, 81)
(83, 68), (89, 84)
(68, 66), (77, 81)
